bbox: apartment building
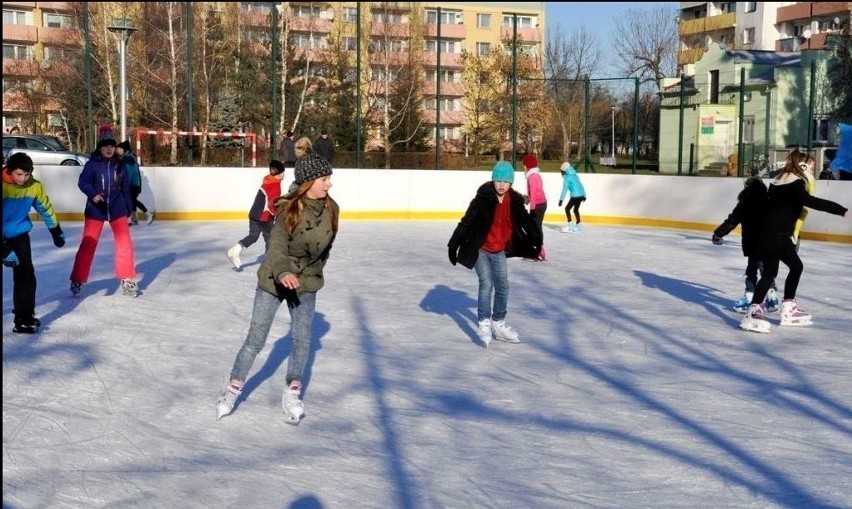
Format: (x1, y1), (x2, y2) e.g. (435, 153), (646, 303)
(676, 2), (850, 72)
(2, 2), (544, 153)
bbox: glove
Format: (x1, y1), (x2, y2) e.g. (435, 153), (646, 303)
(712, 235), (723, 245)
(448, 245), (458, 266)
(558, 200), (563, 207)
(3, 250), (19, 267)
(49, 226), (65, 248)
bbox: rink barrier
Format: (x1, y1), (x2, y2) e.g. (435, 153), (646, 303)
(31, 166), (852, 244)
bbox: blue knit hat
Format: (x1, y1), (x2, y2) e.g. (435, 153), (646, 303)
(491, 161), (515, 184)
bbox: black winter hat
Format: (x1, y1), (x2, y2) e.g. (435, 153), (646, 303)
(117, 140), (132, 152)
(96, 124), (117, 149)
(269, 159), (285, 175)
(5, 152), (34, 173)
(294, 153), (333, 185)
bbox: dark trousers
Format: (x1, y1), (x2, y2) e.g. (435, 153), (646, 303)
(564, 196), (585, 224)
(743, 257), (776, 292)
(239, 218), (274, 250)
(6, 233), (36, 323)
(752, 241), (803, 305)
(130, 185), (148, 214)
(533, 203), (547, 234)
(839, 171), (852, 181)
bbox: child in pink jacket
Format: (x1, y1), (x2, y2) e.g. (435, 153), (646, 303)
(522, 154), (547, 261)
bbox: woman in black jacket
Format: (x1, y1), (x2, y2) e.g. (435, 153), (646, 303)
(448, 161), (542, 348)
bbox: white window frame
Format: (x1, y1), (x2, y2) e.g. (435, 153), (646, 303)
(426, 9), (462, 25)
(745, 2), (757, 13)
(4, 9), (32, 25)
(743, 27), (755, 45)
(44, 12), (74, 29)
(476, 42), (491, 56)
(292, 5), (321, 19)
(476, 13), (491, 28)
(342, 7), (357, 23)
(502, 15), (535, 28)
(342, 36), (357, 51)
(3, 44), (33, 61)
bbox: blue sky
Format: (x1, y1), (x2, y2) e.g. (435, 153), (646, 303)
(544, 2), (678, 35)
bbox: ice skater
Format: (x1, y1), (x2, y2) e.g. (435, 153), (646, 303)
(739, 151), (848, 333)
(217, 153), (338, 424)
(557, 161), (586, 233)
(447, 161), (542, 348)
(521, 154), (547, 260)
(227, 160), (286, 270)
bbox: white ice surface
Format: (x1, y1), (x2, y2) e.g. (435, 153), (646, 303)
(3, 220), (851, 509)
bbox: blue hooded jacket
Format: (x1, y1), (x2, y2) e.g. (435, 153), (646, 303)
(559, 166), (586, 201)
(78, 151), (132, 221)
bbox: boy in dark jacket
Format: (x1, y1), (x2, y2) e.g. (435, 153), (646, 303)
(227, 160), (285, 270)
(448, 161), (542, 348)
(712, 173), (778, 313)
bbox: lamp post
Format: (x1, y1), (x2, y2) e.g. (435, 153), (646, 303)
(611, 105), (616, 165)
(107, 18), (136, 143)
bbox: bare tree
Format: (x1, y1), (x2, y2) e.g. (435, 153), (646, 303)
(612, 4), (679, 88)
(544, 23), (601, 159)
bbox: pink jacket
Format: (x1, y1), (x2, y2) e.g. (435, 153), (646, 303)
(525, 167), (547, 209)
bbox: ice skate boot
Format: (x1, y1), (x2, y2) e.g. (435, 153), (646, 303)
(121, 279), (138, 297)
(574, 223), (584, 232)
(128, 214), (139, 226)
(492, 320), (520, 343)
(779, 299), (812, 327)
(227, 244), (243, 270)
(216, 382), (243, 420)
(560, 223), (576, 233)
(476, 319), (492, 348)
(13, 315), (40, 334)
(764, 288), (780, 313)
(70, 281), (83, 297)
(282, 380), (305, 425)
(145, 212), (155, 226)
(740, 304), (770, 333)
(732, 291), (753, 314)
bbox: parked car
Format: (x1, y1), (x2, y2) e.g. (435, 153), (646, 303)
(2, 134), (89, 166)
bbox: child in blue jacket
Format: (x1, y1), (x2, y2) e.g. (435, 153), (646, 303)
(558, 162), (587, 232)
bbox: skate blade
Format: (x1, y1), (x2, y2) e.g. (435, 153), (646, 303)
(493, 336), (521, 344)
(780, 320), (813, 327)
(216, 401), (234, 420)
(732, 306), (748, 314)
(740, 322), (770, 334)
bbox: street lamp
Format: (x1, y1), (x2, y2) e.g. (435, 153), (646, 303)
(107, 18), (136, 143)
(611, 105), (616, 165)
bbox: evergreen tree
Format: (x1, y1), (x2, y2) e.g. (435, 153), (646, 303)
(827, 32), (852, 124)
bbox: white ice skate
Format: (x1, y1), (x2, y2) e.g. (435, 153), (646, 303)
(764, 288), (780, 313)
(282, 380), (305, 425)
(492, 320), (520, 343)
(121, 279), (138, 297)
(145, 211), (155, 226)
(740, 304), (770, 333)
(70, 281), (82, 297)
(476, 319), (492, 348)
(227, 244), (243, 270)
(560, 224), (576, 233)
(779, 299), (812, 327)
(216, 383), (243, 420)
(732, 291), (753, 313)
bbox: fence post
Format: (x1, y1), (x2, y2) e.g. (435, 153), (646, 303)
(737, 67), (745, 177)
(677, 74), (685, 175)
(689, 143), (694, 175)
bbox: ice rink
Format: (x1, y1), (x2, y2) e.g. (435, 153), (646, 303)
(3, 220), (851, 509)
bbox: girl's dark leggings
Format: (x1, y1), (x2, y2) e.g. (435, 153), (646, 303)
(565, 197), (585, 223)
(752, 241), (803, 305)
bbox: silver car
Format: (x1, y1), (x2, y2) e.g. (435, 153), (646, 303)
(2, 134), (89, 166)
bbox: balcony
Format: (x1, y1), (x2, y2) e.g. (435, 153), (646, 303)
(288, 16), (332, 34)
(422, 52), (462, 67)
(423, 82), (465, 96)
(369, 22), (411, 38)
(2, 23), (38, 43)
(423, 23), (466, 39)
(499, 26), (542, 43)
(2, 58), (38, 77)
(813, 2), (852, 17)
(38, 26), (78, 45)
(678, 12), (735, 36)
(677, 48), (705, 66)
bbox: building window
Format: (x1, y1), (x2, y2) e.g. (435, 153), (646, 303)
(476, 13), (491, 28)
(370, 38), (407, 53)
(290, 33), (327, 49)
(44, 12), (74, 28)
(502, 15), (535, 28)
(743, 27), (755, 45)
(47, 113), (64, 128)
(426, 9), (462, 25)
(44, 46), (72, 62)
(426, 69), (460, 83)
(342, 36), (357, 51)
(241, 3), (271, 14)
(3, 44), (33, 61)
(720, 3), (736, 13)
(425, 39), (460, 54)
(812, 117), (831, 144)
(342, 7), (357, 22)
(743, 116), (755, 143)
(4, 9), (32, 25)
(372, 10), (404, 24)
(292, 5), (321, 19)
(476, 42), (491, 56)
(435, 126), (461, 140)
(745, 2), (757, 13)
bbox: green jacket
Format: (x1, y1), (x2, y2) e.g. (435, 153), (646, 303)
(257, 195), (338, 298)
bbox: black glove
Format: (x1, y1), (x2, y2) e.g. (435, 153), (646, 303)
(711, 235), (723, 245)
(558, 200), (563, 207)
(49, 226), (65, 248)
(448, 245), (458, 266)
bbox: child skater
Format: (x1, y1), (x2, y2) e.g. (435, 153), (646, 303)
(2, 153), (66, 333)
(521, 154), (547, 260)
(740, 151), (848, 333)
(447, 161), (542, 348)
(558, 161), (587, 233)
(712, 170), (779, 313)
(217, 153), (338, 424)
(227, 160), (286, 270)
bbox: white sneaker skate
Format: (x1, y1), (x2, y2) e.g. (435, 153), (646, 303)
(121, 279), (138, 297)
(145, 212), (155, 226)
(733, 291), (753, 313)
(779, 299), (812, 326)
(282, 380), (305, 425)
(492, 320), (520, 343)
(764, 289), (780, 313)
(216, 382), (243, 420)
(477, 319), (492, 348)
(574, 224), (584, 232)
(740, 304), (770, 333)
(560, 224), (576, 233)
(227, 244), (243, 270)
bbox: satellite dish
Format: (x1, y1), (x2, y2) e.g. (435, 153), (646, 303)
(802, 28), (812, 39)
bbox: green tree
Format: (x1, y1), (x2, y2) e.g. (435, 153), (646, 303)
(827, 32), (852, 123)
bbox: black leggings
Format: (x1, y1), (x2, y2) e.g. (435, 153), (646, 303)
(130, 185), (148, 213)
(6, 232), (36, 321)
(564, 196), (585, 224)
(752, 241), (803, 305)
